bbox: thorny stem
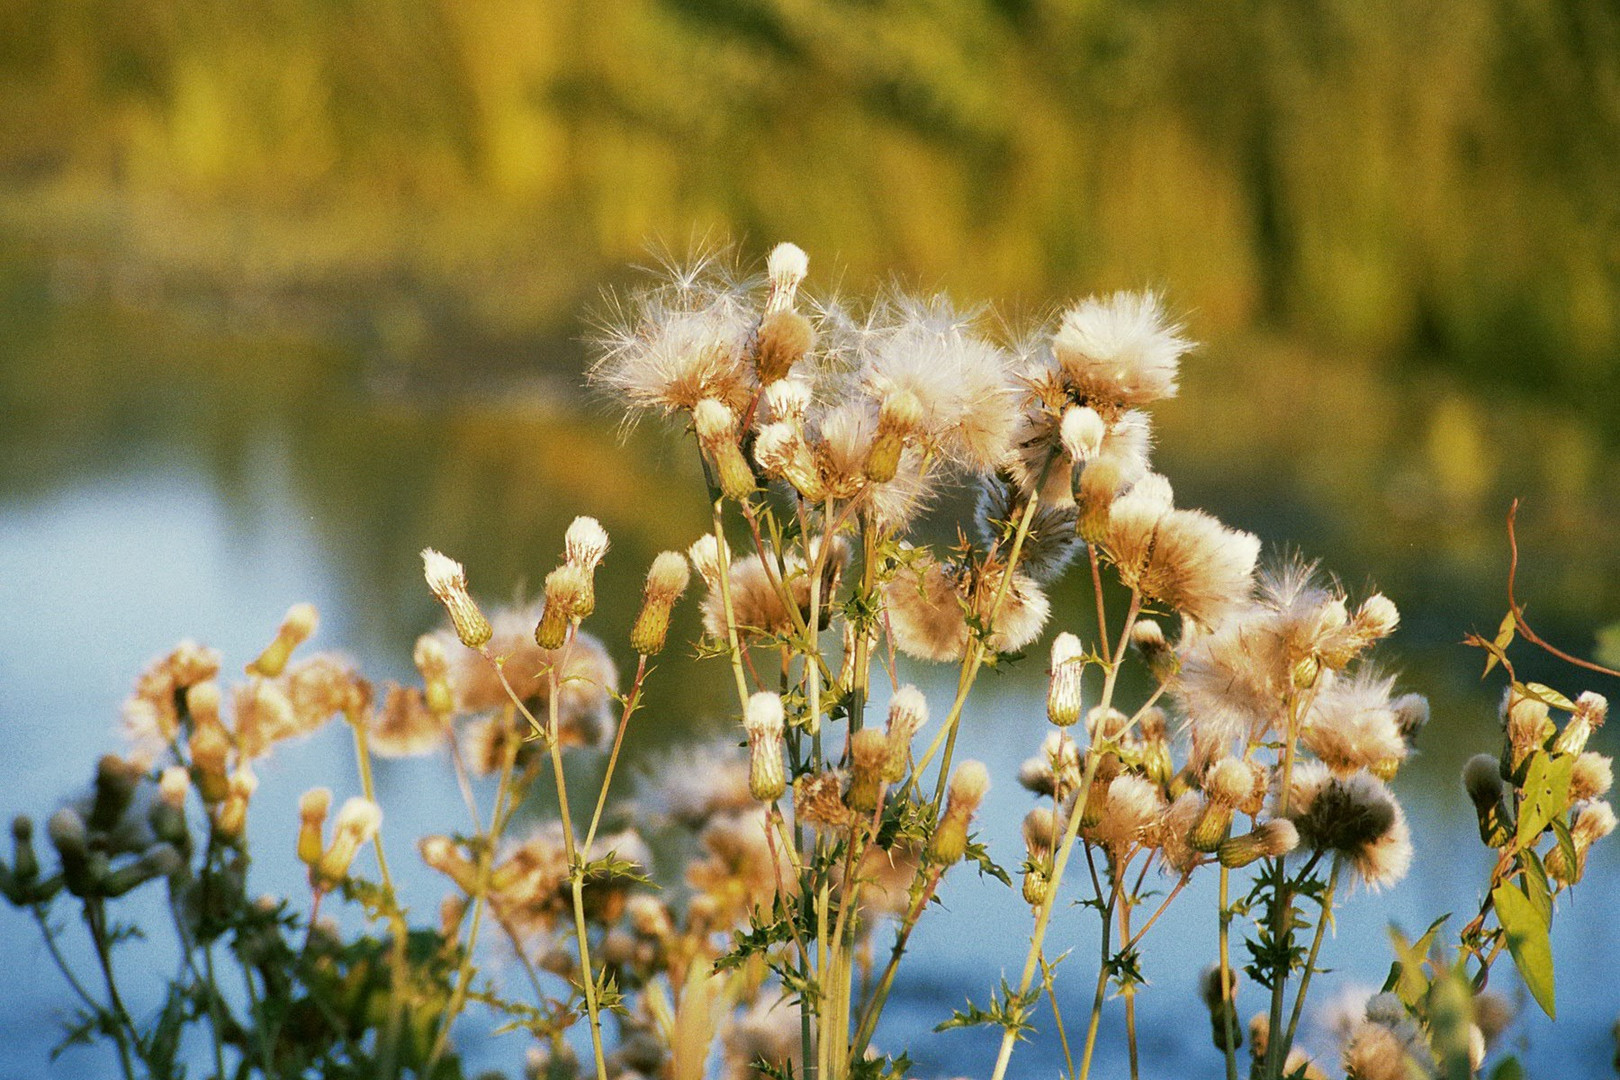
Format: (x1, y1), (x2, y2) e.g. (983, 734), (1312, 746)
(1041, 955), (1079, 1080)
(1265, 691), (1308, 1080)
(1121, 882), (1140, 1080)
(1087, 543), (1112, 659)
(850, 864), (944, 1060)
(1283, 856), (1341, 1056)
(1078, 870), (1123, 1080)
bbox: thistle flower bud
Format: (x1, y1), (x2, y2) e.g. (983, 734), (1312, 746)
(49, 808), (96, 896)
(882, 686), (928, 783)
(1218, 820), (1299, 868)
(1504, 691), (1554, 771)
(420, 835), (480, 894)
(1138, 708), (1176, 790)
(102, 843), (183, 898)
(755, 422), (828, 500)
(410, 634), (454, 716)
(10, 816), (39, 888)
(1060, 405), (1106, 462)
(248, 602), (318, 677)
(1023, 807), (1059, 858)
(1391, 693), (1429, 745)
(1128, 617), (1176, 682)
(1191, 758), (1253, 851)
(148, 769), (191, 850)
(1356, 593), (1400, 638)
(744, 692), (787, 803)
(188, 720), (231, 803)
(1553, 709), (1598, 757)
(422, 549), (492, 650)
(534, 564), (589, 650)
(694, 398), (756, 501)
(846, 729), (889, 815)
(1077, 750), (1119, 828)
(89, 754), (140, 832)
(1547, 800), (1616, 884)
(1200, 965), (1242, 1051)
(1462, 754), (1504, 810)
(1047, 633), (1086, 727)
(765, 242), (808, 314)
(930, 761), (988, 866)
(1291, 653), (1321, 690)
(755, 310), (815, 385)
(315, 797), (381, 886)
(187, 680), (222, 729)
(298, 788), (332, 867)
(865, 389), (921, 483)
(1075, 457), (1126, 543)
(215, 768), (258, 842)
(631, 551), (691, 656)
(563, 516), (610, 617)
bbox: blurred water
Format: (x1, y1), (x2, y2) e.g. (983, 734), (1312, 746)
(1, 249), (1618, 1077)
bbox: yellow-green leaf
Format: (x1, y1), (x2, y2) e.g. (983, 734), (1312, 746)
(1492, 882), (1556, 1018)
(1517, 849), (1551, 928)
(1522, 682), (1575, 712)
(1516, 752), (1574, 847)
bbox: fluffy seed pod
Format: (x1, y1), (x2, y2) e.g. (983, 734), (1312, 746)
(535, 564), (589, 650)
(1047, 633), (1086, 727)
(297, 788), (332, 867)
(882, 686), (928, 783)
(1200, 964), (1242, 1051)
(1191, 757), (1254, 852)
(743, 692), (787, 803)
(422, 549), (492, 650)
(694, 398), (756, 502)
(314, 798), (381, 886)
(631, 551), (692, 656)
(1218, 820), (1299, 868)
(764, 242), (808, 314)
(1504, 691), (1553, 771)
(865, 389), (922, 483)
(1059, 405), (1106, 462)
(930, 761), (988, 865)
(563, 516), (610, 617)
(755, 310), (814, 385)
(846, 729), (890, 815)
(1130, 618), (1177, 682)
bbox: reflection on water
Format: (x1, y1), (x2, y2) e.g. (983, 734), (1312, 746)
(1, 244), (1617, 1076)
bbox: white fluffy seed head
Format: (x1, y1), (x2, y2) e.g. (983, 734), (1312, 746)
(1357, 593), (1400, 637)
(1051, 632), (1085, 667)
(1206, 757), (1256, 807)
(886, 685), (929, 741)
(764, 377), (813, 423)
(1060, 405), (1107, 461)
(421, 548), (467, 599)
(744, 691), (786, 739)
(767, 242), (809, 290)
(334, 797), (382, 841)
(564, 517), (610, 571)
(948, 761), (990, 814)
(687, 534), (728, 588)
(693, 397), (735, 441)
(646, 551), (691, 600)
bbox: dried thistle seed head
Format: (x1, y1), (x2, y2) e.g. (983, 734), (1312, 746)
(1570, 752), (1614, 802)
(1574, 691), (1608, 729)
(564, 516), (610, 572)
(1085, 705), (1129, 743)
(755, 310), (814, 384)
(882, 686), (928, 782)
(687, 533), (728, 589)
(930, 760), (990, 864)
(693, 397), (756, 501)
(1022, 806), (1059, 857)
(1217, 819), (1299, 868)
(1129, 617), (1177, 682)
(846, 728), (890, 814)
(693, 397), (737, 442)
(1047, 632), (1086, 727)
(1135, 507), (1262, 628)
(765, 242), (809, 313)
(247, 602), (320, 678)
(1462, 754), (1505, 809)
(1572, 800), (1617, 847)
(1059, 404), (1106, 462)
(1286, 766), (1412, 889)
(413, 634), (449, 681)
(1355, 593), (1400, 638)
(1504, 690), (1554, 767)
(794, 771), (852, 832)
(1086, 773), (1165, 853)
(744, 692), (787, 802)
(1052, 290), (1188, 407)
(753, 422), (799, 476)
(648, 550), (693, 600)
(764, 376), (813, 424)
(1200, 963), (1239, 1010)
(1391, 693), (1429, 744)
(534, 564), (589, 649)
(1206, 758), (1257, 807)
(422, 548), (492, 649)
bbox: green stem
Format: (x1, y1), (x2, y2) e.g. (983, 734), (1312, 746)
(582, 655), (649, 854)
(1218, 867), (1239, 1080)
(84, 900), (138, 1080)
(1283, 856), (1342, 1057)
(1042, 955), (1078, 1080)
(712, 497), (753, 713)
(1077, 871), (1121, 1080)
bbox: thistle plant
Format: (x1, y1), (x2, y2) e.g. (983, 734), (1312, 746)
(2, 245), (1613, 1080)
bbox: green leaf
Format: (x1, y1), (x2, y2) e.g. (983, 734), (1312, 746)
(1521, 682), (1575, 712)
(1515, 752), (1574, 847)
(1492, 882), (1556, 1018)
(1488, 1055), (1525, 1080)
(1517, 849), (1552, 928)
(1549, 817), (1579, 884)
(1386, 916), (1448, 1008)
(1483, 612), (1516, 676)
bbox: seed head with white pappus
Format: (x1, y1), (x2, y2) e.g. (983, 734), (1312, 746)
(743, 692), (786, 802)
(931, 761), (988, 865)
(1047, 632), (1086, 727)
(1282, 763), (1412, 889)
(1052, 291), (1189, 407)
(1302, 670), (1409, 779)
(422, 549), (491, 650)
(882, 685), (928, 782)
(248, 602), (319, 678)
(631, 551), (691, 656)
